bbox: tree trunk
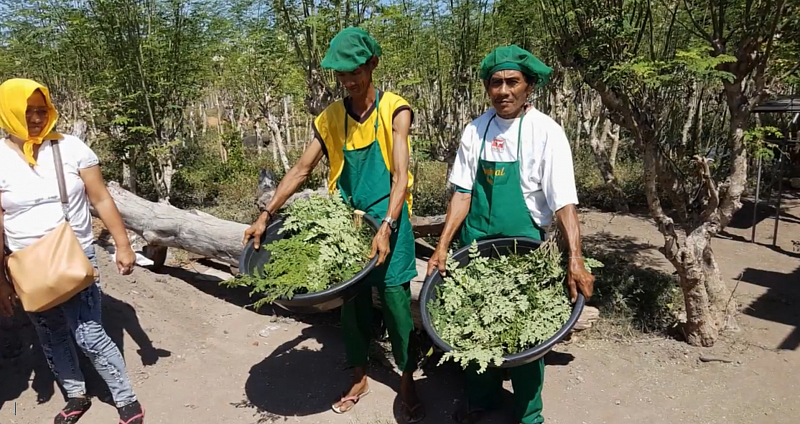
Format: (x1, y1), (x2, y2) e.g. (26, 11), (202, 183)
(122, 161), (138, 195)
(159, 156), (175, 203)
(283, 96), (292, 149)
(583, 97), (628, 212)
(103, 181), (445, 266)
(608, 125), (621, 169)
(100, 182), (248, 266)
(255, 121), (264, 156)
(670, 223), (734, 347)
(641, 141), (735, 347)
(266, 109), (291, 172)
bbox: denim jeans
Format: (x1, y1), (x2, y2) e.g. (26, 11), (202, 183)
(27, 244), (137, 408)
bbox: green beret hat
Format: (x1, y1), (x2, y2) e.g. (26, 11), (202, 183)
(321, 27), (382, 72)
(479, 45), (553, 86)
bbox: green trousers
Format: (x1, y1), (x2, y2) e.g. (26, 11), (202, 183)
(465, 359), (545, 424)
(341, 283), (417, 372)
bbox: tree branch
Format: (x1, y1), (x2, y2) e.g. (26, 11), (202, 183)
(694, 155), (720, 222)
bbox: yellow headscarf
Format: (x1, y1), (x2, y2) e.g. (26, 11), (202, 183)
(0, 78), (62, 166)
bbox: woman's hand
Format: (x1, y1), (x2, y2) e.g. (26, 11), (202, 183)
(116, 245), (136, 275)
(0, 279), (17, 317)
(369, 225), (392, 266)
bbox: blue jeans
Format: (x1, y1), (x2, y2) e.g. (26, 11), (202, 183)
(27, 244), (137, 408)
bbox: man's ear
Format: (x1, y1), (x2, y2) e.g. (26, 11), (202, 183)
(368, 56), (379, 70)
(526, 76), (538, 95)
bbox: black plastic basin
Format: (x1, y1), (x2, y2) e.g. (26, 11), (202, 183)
(238, 213), (380, 314)
(420, 237), (585, 369)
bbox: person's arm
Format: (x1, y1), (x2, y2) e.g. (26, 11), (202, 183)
(369, 109), (412, 266)
(244, 138), (325, 248)
(386, 109), (411, 223)
(540, 123), (594, 302)
(555, 205), (582, 259)
(80, 165), (135, 275)
(555, 204), (593, 301)
(427, 124), (478, 275)
(425, 190), (471, 276)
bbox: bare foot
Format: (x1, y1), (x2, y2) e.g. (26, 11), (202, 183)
(332, 368), (370, 414)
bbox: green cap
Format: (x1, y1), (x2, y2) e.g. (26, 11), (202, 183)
(479, 45), (553, 86)
(321, 27), (382, 72)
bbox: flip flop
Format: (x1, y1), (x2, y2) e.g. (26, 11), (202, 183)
(402, 401), (426, 423)
(119, 409), (145, 424)
(331, 390), (371, 414)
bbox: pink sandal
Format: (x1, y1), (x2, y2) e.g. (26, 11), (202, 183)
(118, 403), (145, 424)
(53, 398), (92, 424)
(331, 390), (371, 414)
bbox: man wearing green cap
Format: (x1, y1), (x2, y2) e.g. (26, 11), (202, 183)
(243, 27), (424, 422)
(426, 44), (595, 424)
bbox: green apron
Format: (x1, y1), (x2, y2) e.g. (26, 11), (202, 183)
(460, 111), (546, 424)
(337, 90), (418, 371)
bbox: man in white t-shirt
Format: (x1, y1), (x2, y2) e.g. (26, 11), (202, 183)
(426, 45), (595, 424)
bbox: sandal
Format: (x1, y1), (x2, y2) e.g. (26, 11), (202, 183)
(331, 389), (371, 414)
(54, 398), (92, 424)
(402, 401), (426, 423)
(118, 401), (145, 424)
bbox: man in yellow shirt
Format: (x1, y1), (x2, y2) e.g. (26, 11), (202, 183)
(243, 27), (424, 422)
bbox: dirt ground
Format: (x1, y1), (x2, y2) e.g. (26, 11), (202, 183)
(2, 199), (800, 424)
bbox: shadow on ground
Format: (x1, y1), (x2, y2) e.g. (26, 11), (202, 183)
(740, 263), (800, 351)
(241, 324), (575, 423)
(0, 309), (62, 413)
(152, 260), (309, 321)
(727, 199), (800, 230)
(581, 232), (679, 334)
(0, 293), (168, 413)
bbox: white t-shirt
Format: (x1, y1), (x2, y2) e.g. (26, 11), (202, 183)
(449, 106), (579, 227)
(1, 135), (99, 252)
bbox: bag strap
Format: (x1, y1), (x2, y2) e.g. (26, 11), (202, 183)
(50, 140), (71, 222)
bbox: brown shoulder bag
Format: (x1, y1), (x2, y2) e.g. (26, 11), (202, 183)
(5, 140), (95, 312)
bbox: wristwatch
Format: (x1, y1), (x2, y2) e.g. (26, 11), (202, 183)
(382, 216), (398, 231)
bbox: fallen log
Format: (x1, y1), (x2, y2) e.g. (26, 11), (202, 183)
(101, 182), (248, 266)
(410, 215), (446, 238)
(101, 182), (449, 268)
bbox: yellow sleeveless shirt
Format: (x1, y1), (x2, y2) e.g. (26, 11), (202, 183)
(313, 91), (415, 214)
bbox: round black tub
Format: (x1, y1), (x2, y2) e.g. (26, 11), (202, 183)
(239, 213), (380, 314)
(420, 237), (585, 368)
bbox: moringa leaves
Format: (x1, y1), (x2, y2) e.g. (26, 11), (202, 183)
(428, 239), (601, 373)
(226, 191), (372, 310)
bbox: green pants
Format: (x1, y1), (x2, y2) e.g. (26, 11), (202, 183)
(341, 283), (417, 372)
(465, 359), (545, 424)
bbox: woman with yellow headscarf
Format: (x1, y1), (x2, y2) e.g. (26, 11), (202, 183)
(0, 78), (145, 424)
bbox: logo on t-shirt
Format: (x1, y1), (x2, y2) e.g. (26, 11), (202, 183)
(490, 137), (505, 151)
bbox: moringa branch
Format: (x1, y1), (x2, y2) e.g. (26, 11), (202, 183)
(694, 155), (720, 222)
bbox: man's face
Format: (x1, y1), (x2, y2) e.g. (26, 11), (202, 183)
(335, 57), (378, 99)
(484, 70), (532, 119)
(26, 90), (49, 137)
